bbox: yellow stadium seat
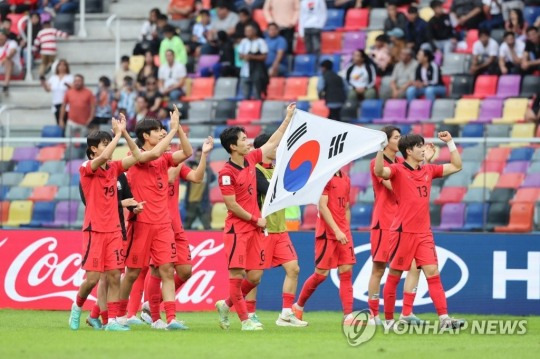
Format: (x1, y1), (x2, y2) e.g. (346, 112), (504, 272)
(20, 172), (49, 187)
(366, 30), (383, 50)
(211, 202), (228, 230)
(492, 98), (529, 124)
(5, 200), (33, 227)
(444, 99), (480, 124)
(112, 146), (130, 160)
(298, 77), (319, 101)
(183, 78), (192, 97)
(0, 146), (14, 161)
(420, 7), (434, 21)
(179, 184), (187, 202)
(470, 172), (500, 190)
(511, 123), (536, 138)
(129, 55), (145, 73)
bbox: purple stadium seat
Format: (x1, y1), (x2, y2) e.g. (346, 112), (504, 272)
(503, 161), (530, 174)
(492, 75), (521, 98)
(350, 173), (371, 189)
(197, 55), (220, 76)
(435, 203), (466, 230)
(342, 31), (365, 53)
(406, 100), (432, 122)
(50, 200), (79, 227)
(12, 147), (39, 161)
(522, 173), (540, 188)
(373, 99), (407, 123)
(65, 159), (84, 175)
(475, 99), (503, 123)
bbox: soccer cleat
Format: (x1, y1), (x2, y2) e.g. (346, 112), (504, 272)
(291, 303), (304, 321)
(368, 315), (383, 326)
(248, 313), (263, 328)
(440, 317), (466, 330)
(215, 300), (230, 330)
(399, 313), (425, 326)
(86, 316), (103, 330)
(68, 303), (82, 330)
(275, 312), (308, 327)
(166, 319), (189, 331)
(104, 320), (130, 331)
(241, 319), (263, 331)
(126, 316), (145, 325)
(140, 302), (152, 324)
(116, 315), (128, 326)
(151, 319), (168, 330)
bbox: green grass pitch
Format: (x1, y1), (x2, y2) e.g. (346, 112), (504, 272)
(1, 310), (538, 359)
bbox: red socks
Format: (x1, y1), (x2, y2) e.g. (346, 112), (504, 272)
(383, 273), (400, 320)
(339, 270), (353, 316)
(297, 273), (327, 307)
(100, 310), (108, 325)
(127, 270), (146, 317)
(225, 279), (257, 307)
(163, 301), (176, 324)
(90, 304), (100, 319)
(402, 292), (416, 316)
(368, 298), (379, 317)
(107, 302), (119, 320)
(118, 299), (129, 317)
(246, 300), (257, 313)
(75, 294), (86, 308)
(282, 293), (295, 309)
(229, 278), (248, 321)
(427, 275), (448, 316)
(174, 275), (186, 291)
(148, 274), (162, 322)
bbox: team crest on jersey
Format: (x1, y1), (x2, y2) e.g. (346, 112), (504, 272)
(222, 176), (231, 185)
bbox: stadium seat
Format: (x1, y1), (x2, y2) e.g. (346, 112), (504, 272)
(260, 101), (286, 122)
(441, 53), (470, 75)
(350, 203), (372, 229)
(4, 200), (33, 227)
(520, 75), (540, 98)
(443, 172), (472, 187)
(419, 6), (434, 21)
(476, 99), (503, 123)
(253, 9), (268, 31)
(41, 125), (63, 139)
(358, 100), (383, 123)
(378, 76), (392, 100)
(486, 147), (511, 162)
(463, 188), (490, 202)
(511, 188), (540, 204)
(38, 160), (66, 174)
(528, 161), (540, 173)
(522, 173), (540, 188)
(188, 101), (214, 123)
(295, 36), (307, 54)
(12, 147), (39, 161)
(51, 200), (79, 228)
(14, 160), (40, 174)
(75, 201), (85, 228)
(111, 146), (130, 160)
(350, 159), (371, 173)
(266, 77), (286, 100)
(20, 172), (49, 187)
(365, 30), (383, 49)
(0, 172), (23, 186)
(435, 203), (465, 230)
(210, 202), (227, 230)
(310, 100), (330, 118)
(47, 173), (70, 187)
(486, 202), (510, 231)
(55, 186), (81, 201)
(445, 99), (480, 124)
(342, 31), (366, 53)
(524, 6), (540, 26)
(321, 32), (343, 54)
(36, 146), (65, 162)
(368, 8), (387, 30)
(28, 201), (56, 227)
(434, 187), (467, 204)
(300, 204), (318, 230)
(298, 77), (319, 101)
(65, 159), (84, 175)
(463, 75), (498, 99)
(511, 123), (536, 138)
(228, 100), (262, 124)
(495, 173), (524, 189)
(70, 173), (80, 186)
(503, 161), (530, 174)
(291, 55), (317, 77)
(470, 172), (499, 189)
(324, 8), (345, 31)
(461, 146), (485, 163)
(486, 124), (511, 138)
(461, 123), (484, 137)
(479, 160), (505, 173)
(129, 55), (144, 73)
(282, 77), (309, 100)
(350, 172), (371, 189)
(340, 100), (361, 122)
(492, 98), (528, 123)
(493, 75), (521, 98)
(463, 202), (488, 231)
(209, 186), (223, 203)
(0, 160), (14, 172)
(29, 186), (58, 202)
(436, 123), (460, 138)
(214, 100), (237, 122)
(450, 75), (474, 99)
(430, 99), (455, 122)
(197, 55), (220, 76)
(455, 29), (478, 54)
(213, 77), (238, 100)
(339, 8), (369, 31)
(374, 99), (407, 123)
(0, 201), (10, 224)
(210, 146), (229, 161)
(6, 187), (32, 201)
(430, 204), (441, 227)
(495, 203), (534, 233)
(357, 187), (375, 202)
(318, 55), (341, 73)
(508, 147), (534, 162)
(181, 78), (215, 101)
(489, 188), (516, 203)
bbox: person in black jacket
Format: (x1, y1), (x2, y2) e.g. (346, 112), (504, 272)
(427, 0), (456, 54)
(405, 49), (446, 102)
(318, 59), (346, 121)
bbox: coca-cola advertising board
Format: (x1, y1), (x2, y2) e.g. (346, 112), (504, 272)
(0, 230), (229, 311)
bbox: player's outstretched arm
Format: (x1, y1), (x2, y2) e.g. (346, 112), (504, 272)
(319, 194), (348, 244)
(439, 131), (462, 176)
(172, 105), (194, 165)
(259, 103), (296, 158)
(186, 136), (214, 183)
(116, 114), (141, 169)
(374, 142), (391, 180)
(223, 194), (266, 228)
(139, 107), (180, 163)
(90, 119), (122, 171)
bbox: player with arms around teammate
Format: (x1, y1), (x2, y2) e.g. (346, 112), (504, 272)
(292, 168), (357, 325)
(215, 103), (296, 331)
(69, 116), (141, 331)
(374, 131), (465, 329)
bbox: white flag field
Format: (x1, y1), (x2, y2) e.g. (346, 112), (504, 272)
(261, 110), (387, 217)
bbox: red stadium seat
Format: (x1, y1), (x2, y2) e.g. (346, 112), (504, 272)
(209, 161), (226, 174)
(295, 36), (307, 54)
(310, 100), (330, 118)
(243, 124), (262, 138)
(282, 77), (309, 100)
(479, 160), (506, 173)
(253, 9), (268, 31)
(495, 203), (534, 232)
(434, 187), (467, 205)
(300, 204), (318, 230)
(209, 186), (223, 203)
(0, 201), (9, 224)
(321, 32), (343, 54)
(463, 75), (498, 99)
(510, 188), (540, 204)
(339, 9), (369, 31)
(181, 78), (215, 101)
(495, 173), (525, 189)
(266, 77), (286, 100)
(36, 146), (65, 162)
(412, 123), (435, 138)
(436, 145), (463, 163)
(455, 29), (478, 54)
(29, 186), (58, 202)
(486, 147), (511, 162)
(227, 100), (262, 125)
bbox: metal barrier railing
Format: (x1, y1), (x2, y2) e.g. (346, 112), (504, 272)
(106, 14), (120, 73)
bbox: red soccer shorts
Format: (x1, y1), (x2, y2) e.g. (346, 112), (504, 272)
(388, 231), (438, 271)
(82, 231), (124, 272)
(370, 228), (392, 263)
(314, 234), (356, 270)
(223, 229), (265, 270)
(174, 229), (192, 266)
(124, 221), (176, 268)
(263, 232), (298, 268)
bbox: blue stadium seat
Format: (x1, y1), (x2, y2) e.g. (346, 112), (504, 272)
(70, 173), (80, 186)
(14, 160), (40, 173)
(524, 7), (540, 26)
(291, 55), (317, 77)
(213, 125), (227, 138)
(464, 202), (489, 231)
(358, 100), (383, 123)
(39, 125), (64, 147)
(350, 203), (373, 229)
(0, 186), (9, 200)
(295, 101), (311, 112)
(461, 124), (484, 138)
(27, 201), (56, 227)
(323, 8), (345, 30)
(508, 148), (534, 162)
(318, 54), (341, 73)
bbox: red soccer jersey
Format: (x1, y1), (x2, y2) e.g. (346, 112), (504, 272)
(388, 162), (443, 233)
(127, 152), (175, 224)
(79, 160), (126, 232)
(370, 155), (404, 230)
(315, 172), (351, 240)
(168, 165), (192, 233)
(218, 148), (263, 234)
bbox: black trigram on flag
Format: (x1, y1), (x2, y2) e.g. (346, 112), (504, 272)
(269, 175), (278, 204)
(328, 132), (348, 159)
(287, 122), (307, 150)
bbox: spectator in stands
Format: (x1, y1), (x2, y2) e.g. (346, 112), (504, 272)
(499, 31), (525, 74)
(390, 48), (417, 99)
(522, 26), (540, 73)
(370, 34), (392, 75)
(117, 76), (137, 123)
(264, 22), (288, 77)
(91, 76), (114, 130)
(33, 19), (67, 79)
(153, 14), (170, 54)
(298, 0), (327, 55)
(235, 0), (265, 11)
(263, 0), (299, 54)
(427, 0), (456, 54)
(2, 18), (18, 42)
(59, 74), (95, 137)
(384, 2), (408, 34)
(406, 49), (445, 102)
(159, 24), (188, 66)
(142, 76), (163, 117)
(470, 28), (499, 75)
(114, 55), (136, 91)
(133, 8), (161, 56)
(333, 0), (362, 10)
(239, 23), (268, 99)
(199, 30), (238, 77)
(42, 0), (77, 14)
(233, 8), (260, 41)
(168, 0), (196, 28)
(158, 49), (187, 101)
(157, 107), (171, 130)
(479, 0), (504, 30)
(191, 9), (212, 56)
(346, 49), (377, 101)
(1, 0), (37, 18)
(505, 8), (526, 40)
(405, 6), (429, 53)
(318, 59), (346, 122)
(134, 95), (149, 123)
(184, 146), (215, 230)
(23, 12), (42, 50)
(388, 27), (406, 65)
(0, 28), (22, 93)
(212, 2), (240, 37)
(450, 0), (484, 30)
(41, 58), (72, 127)
(136, 50), (158, 92)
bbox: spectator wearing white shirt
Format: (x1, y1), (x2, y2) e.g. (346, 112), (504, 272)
(298, 0), (327, 55)
(238, 24), (268, 100)
(470, 28), (499, 76)
(33, 20), (68, 79)
(158, 49), (187, 101)
(190, 9), (212, 57)
(133, 8), (161, 56)
(41, 59), (73, 127)
(345, 49), (377, 101)
(499, 31), (525, 74)
(0, 29), (22, 94)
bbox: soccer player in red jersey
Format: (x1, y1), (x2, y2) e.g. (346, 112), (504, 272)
(68, 116), (141, 331)
(374, 131), (465, 329)
(117, 106), (193, 330)
(215, 103), (296, 331)
(291, 169), (357, 324)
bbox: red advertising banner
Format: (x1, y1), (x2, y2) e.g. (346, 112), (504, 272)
(0, 230), (228, 311)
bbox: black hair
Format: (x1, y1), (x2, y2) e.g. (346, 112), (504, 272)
(381, 125), (401, 141)
(150, 8), (161, 16)
(320, 59), (333, 71)
(238, 8), (250, 16)
(86, 131), (113, 159)
(510, 8), (524, 29)
(166, 49), (175, 56)
(253, 133), (270, 149)
(216, 0), (230, 9)
(121, 55), (130, 62)
(164, 24), (176, 34)
(217, 30), (228, 42)
(503, 31), (515, 39)
(430, 0), (443, 9)
(421, 48), (434, 62)
(526, 25), (538, 33)
(123, 76), (133, 86)
(74, 73), (84, 81)
(268, 22), (279, 29)
(220, 126), (246, 154)
(158, 14), (168, 21)
(135, 118), (164, 145)
(200, 9), (210, 16)
(98, 76), (111, 87)
(43, 20), (52, 26)
(407, 6), (418, 14)
(375, 34), (389, 43)
(479, 28), (491, 37)
(398, 134), (424, 159)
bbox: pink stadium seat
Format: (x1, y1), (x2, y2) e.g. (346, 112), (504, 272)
(339, 9), (369, 31)
(434, 187), (467, 205)
(495, 173), (525, 189)
(463, 75), (498, 99)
